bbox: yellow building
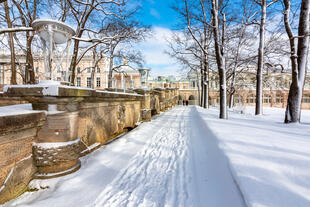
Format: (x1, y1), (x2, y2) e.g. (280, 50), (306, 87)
(0, 51), (141, 90)
(148, 68), (310, 109)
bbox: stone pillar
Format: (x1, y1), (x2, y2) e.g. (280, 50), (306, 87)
(134, 89), (151, 122)
(165, 88), (171, 109)
(33, 110), (80, 179)
(121, 73), (124, 89)
(154, 88), (166, 112)
(3, 85), (92, 179)
(105, 73), (108, 88)
(151, 90), (160, 115)
(130, 75), (133, 88)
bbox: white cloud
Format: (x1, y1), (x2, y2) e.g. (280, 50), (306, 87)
(136, 26), (185, 78)
(150, 8), (161, 19)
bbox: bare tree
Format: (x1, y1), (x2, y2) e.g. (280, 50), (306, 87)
(251, 0), (278, 115)
(211, 0), (227, 119)
(12, 0), (38, 84)
(166, 30), (203, 104)
(3, 0), (17, 84)
(283, 0), (310, 123)
(99, 19), (149, 88)
(184, 0), (213, 108)
(226, 1), (258, 108)
(66, 0), (126, 85)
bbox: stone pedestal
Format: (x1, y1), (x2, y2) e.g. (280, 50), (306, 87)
(154, 88), (166, 112)
(150, 90), (160, 115)
(134, 89), (152, 122)
(33, 138), (81, 178)
(33, 111), (81, 178)
(4, 85), (87, 178)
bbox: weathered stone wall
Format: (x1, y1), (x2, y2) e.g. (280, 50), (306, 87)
(0, 112), (45, 204)
(0, 93), (28, 106)
(78, 100), (141, 146)
(0, 85), (178, 204)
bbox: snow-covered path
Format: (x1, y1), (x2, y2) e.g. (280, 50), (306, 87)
(3, 106), (245, 207)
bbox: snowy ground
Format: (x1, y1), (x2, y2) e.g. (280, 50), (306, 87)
(197, 106), (310, 207)
(2, 106), (245, 207)
(2, 105), (310, 207)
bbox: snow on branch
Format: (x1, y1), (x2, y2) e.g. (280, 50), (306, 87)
(0, 27), (33, 35)
(73, 0), (125, 6)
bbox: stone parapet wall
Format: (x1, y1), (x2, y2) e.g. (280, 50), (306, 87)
(0, 111), (46, 204)
(0, 85), (179, 204)
(0, 93), (28, 107)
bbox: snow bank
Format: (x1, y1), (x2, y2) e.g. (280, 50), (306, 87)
(3, 83), (94, 96)
(96, 90), (142, 96)
(33, 138), (80, 149)
(0, 104), (40, 117)
(3, 83), (142, 97)
(196, 106), (310, 207)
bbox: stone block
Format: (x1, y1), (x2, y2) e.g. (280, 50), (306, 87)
(36, 112), (78, 143)
(0, 156), (36, 204)
(33, 138), (81, 176)
(141, 109), (152, 122)
(0, 112), (46, 135)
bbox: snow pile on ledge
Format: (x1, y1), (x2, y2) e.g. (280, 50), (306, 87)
(3, 82), (94, 96)
(0, 104), (39, 117)
(96, 90), (142, 96)
(196, 106), (310, 207)
(33, 138), (80, 149)
(3, 83), (142, 97)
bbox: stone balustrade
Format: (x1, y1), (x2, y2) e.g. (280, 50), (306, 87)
(0, 85), (178, 204)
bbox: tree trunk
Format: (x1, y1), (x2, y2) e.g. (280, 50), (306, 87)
(108, 55), (114, 88)
(69, 39), (80, 85)
(211, 0), (227, 119)
(197, 72), (201, 106)
(203, 52), (209, 108)
(200, 61), (205, 107)
(255, 0), (266, 115)
(26, 33), (35, 84)
(91, 48), (96, 89)
(4, 1), (17, 85)
(229, 70), (236, 108)
(284, 0), (310, 123)
(108, 44), (116, 88)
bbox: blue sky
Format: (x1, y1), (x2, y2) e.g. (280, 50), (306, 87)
(134, 0), (186, 78)
(138, 0), (179, 29)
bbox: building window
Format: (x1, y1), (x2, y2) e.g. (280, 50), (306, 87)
(57, 77), (61, 81)
(234, 94), (242, 104)
(77, 67), (81, 73)
(302, 94), (310, 103)
(276, 94), (283, 103)
(96, 77), (101, 87)
(76, 77), (81, 87)
(87, 67), (91, 73)
(97, 67), (100, 73)
(57, 67), (61, 73)
(36, 67), (39, 73)
(263, 94), (271, 103)
(247, 94), (255, 103)
(87, 77), (91, 88)
(237, 77), (243, 82)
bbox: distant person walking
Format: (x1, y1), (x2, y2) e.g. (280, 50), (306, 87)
(186, 100), (189, 106)
(183, 100), (185, 106)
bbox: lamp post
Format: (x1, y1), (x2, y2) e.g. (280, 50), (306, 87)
(138, 68), (150, 89)
(32, 19), (75, 83)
